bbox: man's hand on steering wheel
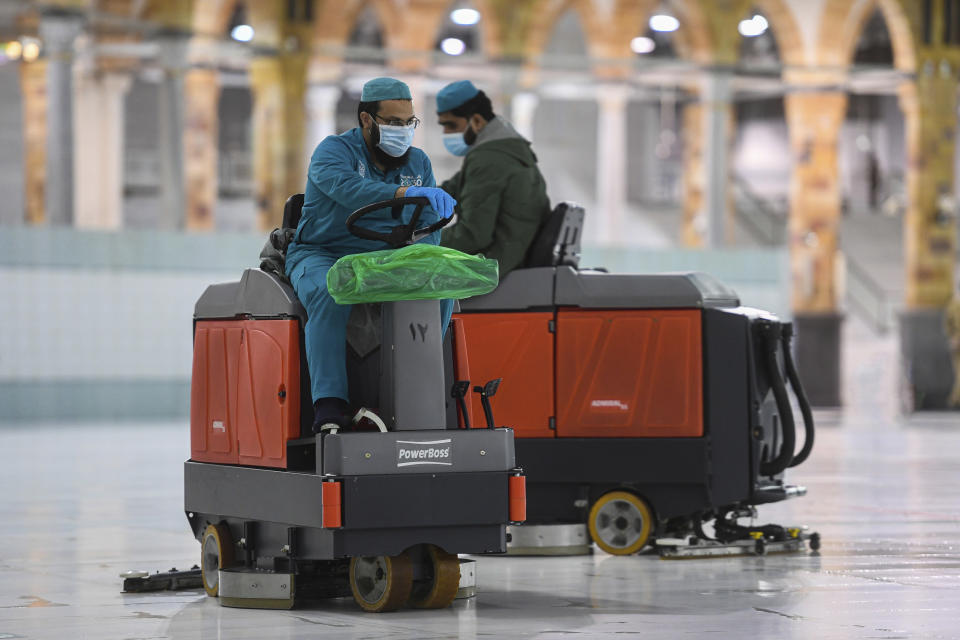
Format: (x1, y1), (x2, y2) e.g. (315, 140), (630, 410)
(347, 196), (455, 247)
(399, 186), (456, 219)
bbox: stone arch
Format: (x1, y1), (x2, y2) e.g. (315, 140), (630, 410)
(664, 0), (716, 64)
(816, 0), (917, 72)
(523, 0), (599, 62)
(312, 0), (400, 57)
(752, 0), (806, 67)
(191, 0), (240, 38)
(471, 0), (505, 58)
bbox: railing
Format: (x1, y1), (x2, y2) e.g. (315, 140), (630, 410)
(846, 256), (896, 334)
(732, 173), (787, 246)
(124, 149), (252, 197)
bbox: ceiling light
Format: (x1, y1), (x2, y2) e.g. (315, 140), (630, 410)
(738, 15), (768, 37)
(630, 36), (655, 54)
(230, 24), (254, 42)
(441, 37), (466, 56)
(649, 14), (679, 32)
(451, 8), (480, 25)
(22, 40), (40, 62)
(5, 40), (22, 60)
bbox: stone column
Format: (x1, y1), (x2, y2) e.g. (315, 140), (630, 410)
(784, 89), (848, 407)
(250, 57), (284, 231)
(73, 72), (131, 229)
(40, 11), (83, 226)
(183, 68), (220, 231)
(595, 84), (629, 245)
(20, 60), (48, 225)
(511, 91), (539, 141)
(157, 36), (188, 230)
(281, 52), (308, 203)
(897, 63), (959, 409)
(701, 69), (734, 247)
(251, 54), (310, 231)
(306, 84), (342, 157)
(681, 100), (705, 247)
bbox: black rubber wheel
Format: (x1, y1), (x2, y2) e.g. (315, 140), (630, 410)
(809, 533), (821, 551)
(754, 538), (767, 556)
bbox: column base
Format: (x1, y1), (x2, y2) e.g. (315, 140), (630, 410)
(899, 309), (957, 411)
(793, 312), (844, 408)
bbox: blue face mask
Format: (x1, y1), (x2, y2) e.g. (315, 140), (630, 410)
(443, 131), (470, 157)
(376, 123), (416, 157)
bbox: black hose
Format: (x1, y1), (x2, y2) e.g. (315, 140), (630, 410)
(782, 323), (815, 467)
(759, 321), (797, 477)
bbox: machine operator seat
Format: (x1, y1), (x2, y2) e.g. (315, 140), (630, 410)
(523, 201), (585, 269)
(282, 193), (305, 231)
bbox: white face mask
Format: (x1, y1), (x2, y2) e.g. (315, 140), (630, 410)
(443, 131), (470, 156)
(376, 123), (416, 157)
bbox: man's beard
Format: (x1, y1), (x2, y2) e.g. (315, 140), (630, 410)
(463, 125), (478, 146)
(369, 123), (412, 170)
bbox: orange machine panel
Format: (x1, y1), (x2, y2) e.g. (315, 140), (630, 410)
(555, 309), (703, 438)
(451, 312), (555, 437)
(191, 319), (301, 468)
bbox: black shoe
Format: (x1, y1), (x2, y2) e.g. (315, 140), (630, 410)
(312, 397), (350, 435)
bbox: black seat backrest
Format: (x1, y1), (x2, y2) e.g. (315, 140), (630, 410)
(282, 193), (305, 230)
(524, 202), (584, 268)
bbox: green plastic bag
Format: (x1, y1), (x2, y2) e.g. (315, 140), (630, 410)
(326, 244), (499, 304)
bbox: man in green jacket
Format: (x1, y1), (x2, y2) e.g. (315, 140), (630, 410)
(436, 81), (551, 276)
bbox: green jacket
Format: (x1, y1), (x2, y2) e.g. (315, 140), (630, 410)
(440, 119), (550, 276)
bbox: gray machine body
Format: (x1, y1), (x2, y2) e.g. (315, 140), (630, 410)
(194, 268), (305, 322)
(187, 265), (518, 561)
(321, 427), (515, 476)
(459, 266), (740, 312)
(379, 299), (447, 430)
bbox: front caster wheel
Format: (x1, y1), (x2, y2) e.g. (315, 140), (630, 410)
(588, 491), (653, 555)
(349, 554), (413, 612)
(200, 523), (234, 597)
(409, 545), (460, 609)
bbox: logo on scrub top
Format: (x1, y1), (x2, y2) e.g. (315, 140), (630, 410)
(357, 162), (366, 178)
(399, 174), (423, 187)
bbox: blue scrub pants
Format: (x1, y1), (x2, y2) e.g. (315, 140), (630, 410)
(288, 251), (454, 404)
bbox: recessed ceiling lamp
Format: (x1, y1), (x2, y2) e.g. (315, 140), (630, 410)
(630, 36), (656, 54)
(21, 38), (40, 61)
(5, 40), (23, 60)
(231, 24), (254, 42)
(738, 14), (768, 37)
(649, 14), (679, 32)
(441, 37), (466, 55)
(451, 8), (480, 25)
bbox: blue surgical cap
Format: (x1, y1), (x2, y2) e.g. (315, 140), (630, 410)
(361, 77), (412, 102)
(436, 80), (480, 113)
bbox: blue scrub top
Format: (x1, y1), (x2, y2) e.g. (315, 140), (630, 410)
(287, 127), (440, 268)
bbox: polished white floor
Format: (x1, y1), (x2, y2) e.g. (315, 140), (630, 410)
(2, 320), (959, 639)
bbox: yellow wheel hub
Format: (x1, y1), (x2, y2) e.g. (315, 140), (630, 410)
(200, 523), (235, 597)
(588, 491), (653, 555)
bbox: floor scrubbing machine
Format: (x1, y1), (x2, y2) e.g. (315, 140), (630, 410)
(448, 202), (817, 558)
(185, 197), (525, 611)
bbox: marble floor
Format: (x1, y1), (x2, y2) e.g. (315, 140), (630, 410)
(1, 320), (959, 639)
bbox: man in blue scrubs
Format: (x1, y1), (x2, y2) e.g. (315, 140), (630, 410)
(286, 77), (456, 432)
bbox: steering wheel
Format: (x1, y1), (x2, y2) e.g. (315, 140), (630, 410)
(345, 197), (452, 248)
